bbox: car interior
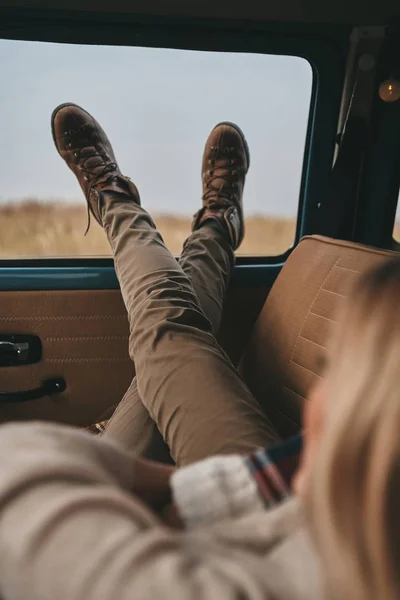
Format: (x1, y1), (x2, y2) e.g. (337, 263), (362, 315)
(0, 0), (399, 448)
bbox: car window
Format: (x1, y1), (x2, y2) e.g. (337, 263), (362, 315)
(0, 40), (312, 258)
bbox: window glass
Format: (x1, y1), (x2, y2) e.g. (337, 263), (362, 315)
(0, 40), (312, 257)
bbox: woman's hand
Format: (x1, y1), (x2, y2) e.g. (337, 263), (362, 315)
(131, 459), (185, 528)
(161, 503), (185, 529)
(131, 458), (176, 513)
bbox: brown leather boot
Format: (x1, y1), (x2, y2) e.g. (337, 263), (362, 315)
(192, 122), (249, 250)
(51, 103), (140, 229)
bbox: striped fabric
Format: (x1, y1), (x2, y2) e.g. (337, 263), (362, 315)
(246, 435), (303, 507)
(86, 420), (109, 435)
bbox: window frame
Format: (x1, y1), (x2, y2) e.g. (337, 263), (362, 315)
(0, 9), (348, 288)
(350, 38), (400, 251)
(354, 84), (400, 250)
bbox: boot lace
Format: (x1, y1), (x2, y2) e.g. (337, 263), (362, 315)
(64, 123), (119, 233)
(65, 124), (117, 185)
(202, 146), (241, 209)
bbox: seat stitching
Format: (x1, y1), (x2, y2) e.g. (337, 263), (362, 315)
(298, 335), (329, 350)
(289, 360), (323, 379)
(0, 315), (127, 321)
(282, 386), (306, 400)
(276, 407), (302, 427)
(46, 336), (128, 342)
(319, 288), (347, 298)
(309, 311), (336, 323)
(46, 357), (130, 363)
(282, 257), (340, 393)
(334, 265), (361, 274)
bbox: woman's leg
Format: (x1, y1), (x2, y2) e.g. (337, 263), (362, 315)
(52, 105), (278, 466)
(103, 201), (278, 467)
(104, 221), (236, 459)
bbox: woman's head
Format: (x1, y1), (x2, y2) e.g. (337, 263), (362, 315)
(299, 258), (400, 600)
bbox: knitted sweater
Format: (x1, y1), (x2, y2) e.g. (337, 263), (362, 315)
(0, 422), (322, 600)
(172, 434), (302, 528)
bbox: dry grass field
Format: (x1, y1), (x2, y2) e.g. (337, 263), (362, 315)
(1, 202), (398, 258)
(0, 201), (298, 257)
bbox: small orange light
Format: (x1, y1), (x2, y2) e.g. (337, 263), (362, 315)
(379, 77), (400, 102)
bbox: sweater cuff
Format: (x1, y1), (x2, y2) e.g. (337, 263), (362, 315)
(171, 454), (264, 529)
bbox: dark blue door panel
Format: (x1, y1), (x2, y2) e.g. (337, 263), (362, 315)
(0, 263), (283, 291)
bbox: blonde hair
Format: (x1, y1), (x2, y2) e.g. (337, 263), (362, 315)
(308, 258), (400, 600)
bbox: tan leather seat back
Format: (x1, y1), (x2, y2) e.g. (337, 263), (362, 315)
(239, 235), (396, 438)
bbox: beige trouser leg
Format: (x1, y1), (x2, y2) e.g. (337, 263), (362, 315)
(102, 192), (278, 466)
(104, 222), (237, 459)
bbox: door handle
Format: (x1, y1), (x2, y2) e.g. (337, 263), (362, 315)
(0, 378), (66, 403)
(0, 335), (42, 367)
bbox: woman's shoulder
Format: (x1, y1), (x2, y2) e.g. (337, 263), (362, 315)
(196, 499), (324, 600)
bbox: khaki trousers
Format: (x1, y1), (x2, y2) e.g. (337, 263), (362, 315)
(102, 191), (278, 466)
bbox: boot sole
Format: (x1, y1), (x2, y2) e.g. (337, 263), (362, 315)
(212, 121), (250, 173)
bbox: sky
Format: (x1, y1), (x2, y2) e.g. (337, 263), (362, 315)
(0, 39), (314, 217)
